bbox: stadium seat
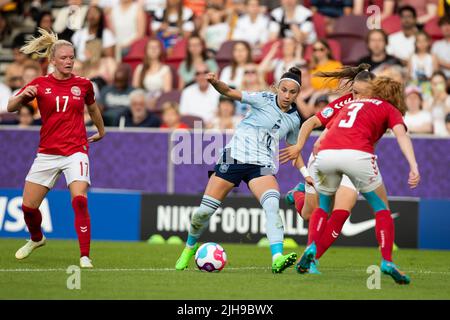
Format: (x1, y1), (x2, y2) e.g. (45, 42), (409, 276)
(155, 90), (182, 111)
(331, 37), (368, 65)
(0, 112), (17, 124)
(258, 39), (283, 63)
(381, 15), (402, 35)
(215, 40), (239, 69)
(304, 38), (342, 62)
(312, 12), (327, 39)
(330, 15), (369, 38)
(180, 115), (204, 128)
(122, 37), (149, 74)
(424, 16), (443, 41)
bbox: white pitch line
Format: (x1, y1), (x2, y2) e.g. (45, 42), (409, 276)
(0, 267), (450, 275)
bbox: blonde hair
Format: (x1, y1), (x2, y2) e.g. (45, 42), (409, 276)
(20, 28), (73, 59)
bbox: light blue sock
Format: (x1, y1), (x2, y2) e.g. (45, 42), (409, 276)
(186, 195), (221, 248)
(362, 191), (387, 212)
(260, 189), (283, 261)
(319, 193), (332, 213)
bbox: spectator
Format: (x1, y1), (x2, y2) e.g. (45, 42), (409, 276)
(160, 101), (190, 129)
(151, 0), (195, 49)
(0, 12), (11, 46)
(378, 64), (407, 84)
(33, 10), (53, 36)
(132, 37), (173, 109)
(404, 86), (433, 134)
(0, 81), (11, 113)
(99, 63), (134, 126)
(208, 96), (242, 130)
(236, 63), (267, 115)
(17, 105), (38, 128)
(358, 29), (402, 72)
(310, 0), (353, 34)
(219, 40), (253, 89)
(259, 37), (306, 83)
(408, 31), (438, 82)
(431, 16), (450, 82)
(398, 0), (438, 26)
(353, 0), (395, 21)
(53, 0), (89, 41)
(139, 0), (167, 13)
(309, 39), (343, 90)
(5, 33), (33, 91)
(179, 63), (220, 123)
(178, 34), (219, 89)
(201, 4), (230, 52)
(386, 5), (418, 63)
(117, 89), (161, 127)
(80, 39), (117, 89)
(232, 0), (270, 49)
(424, 71), (450, 136)
(269, 0), (317, 45)
(109, 0), (146, 59)
(72, 5), (116, 62)
(446, 112), (450, 135)
(21, 62), (43, 118)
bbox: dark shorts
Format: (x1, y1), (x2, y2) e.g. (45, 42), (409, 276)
(209, 151), (273, 187)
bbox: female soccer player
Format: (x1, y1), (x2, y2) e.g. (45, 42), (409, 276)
(175, 67), (304, 273)
(7, 29), (105, 268)
(297, 77), (420, 284)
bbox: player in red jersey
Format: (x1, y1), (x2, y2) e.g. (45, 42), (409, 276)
(295, 77), (420, 284)
(7, 29), (105, 268)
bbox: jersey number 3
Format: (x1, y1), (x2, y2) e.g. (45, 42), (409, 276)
(56, 96), (69, 112)
(338, 102), (364, 128)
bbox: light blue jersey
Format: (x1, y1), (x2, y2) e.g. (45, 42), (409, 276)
(223, 91), (301, 171)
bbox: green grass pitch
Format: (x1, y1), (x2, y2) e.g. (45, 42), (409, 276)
(1, 238), (450, 300)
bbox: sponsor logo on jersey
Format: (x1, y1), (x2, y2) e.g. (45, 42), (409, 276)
(71, 86), (81, 96)
(45, 88), (52, 94)
(321, 107), (334, 118)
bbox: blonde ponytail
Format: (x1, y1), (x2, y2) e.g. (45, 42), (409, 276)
(20, 28), (72, 59)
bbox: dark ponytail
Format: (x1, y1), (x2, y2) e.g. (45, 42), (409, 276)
(279, 66), (302, 87)
(314, 63), (375, 91)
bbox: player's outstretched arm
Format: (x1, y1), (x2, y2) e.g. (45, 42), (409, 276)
(86, 102), (106, 143)
(7, 85), (37, 113)
(206, 73), (242, 101)
(392, 124), (420, 189)
(279, 115), (322, 164)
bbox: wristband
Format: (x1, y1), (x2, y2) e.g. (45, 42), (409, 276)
(300, 166), (310, 178)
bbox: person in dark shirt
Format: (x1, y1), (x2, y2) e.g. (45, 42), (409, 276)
(116, 89), (161, 128)
(358, 29), (402, 71)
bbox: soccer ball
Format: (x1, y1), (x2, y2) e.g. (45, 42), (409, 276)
(195, 242), (227, 272)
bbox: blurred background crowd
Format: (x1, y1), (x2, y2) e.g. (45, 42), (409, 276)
(0, 0), (450, 136)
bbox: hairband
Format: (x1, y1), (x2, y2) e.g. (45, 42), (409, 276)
(278, 77), (301, 88)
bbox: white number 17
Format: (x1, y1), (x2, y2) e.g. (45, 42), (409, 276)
(56, 96), (69, 112)
(338, 102), (364, 128)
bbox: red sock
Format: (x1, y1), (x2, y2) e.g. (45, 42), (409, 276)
(316, 209), (350, 259)
(375, 209), (394, 262)
(72, 196), (91, 257)
(293, 191), (305, 217)
(307, 208), (328, 245)
(22, 205), (43, 242)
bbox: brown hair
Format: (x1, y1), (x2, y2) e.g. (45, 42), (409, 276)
(139, 37), (165, 89)
(231, 41), (252, 80)
(370, 77), (407, 115)
(314, 63), (376, 91)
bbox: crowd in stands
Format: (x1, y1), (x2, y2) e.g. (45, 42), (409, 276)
(1, 0), (450, 136)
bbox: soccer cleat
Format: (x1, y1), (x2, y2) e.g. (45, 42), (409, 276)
(308, 259), (321, 274)
(380, 259), (410, 285)
(15, 236), (46, 260)
(285, 182), (305, 205)
(80, 256), (93, 268)
(175, 243), (199, 270)
(272, 252), (298, 274)
(295, 242), (317, 274)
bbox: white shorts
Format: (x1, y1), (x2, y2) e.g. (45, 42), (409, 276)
(305, 153), (356, 194)
(25, 152), (91, 189)
(314, 149), (383, 195)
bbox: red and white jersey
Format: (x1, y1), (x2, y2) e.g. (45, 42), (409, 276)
(315, 93), (353, 127)
(16, 73), (95, 156)
(319, 98), (406, 154)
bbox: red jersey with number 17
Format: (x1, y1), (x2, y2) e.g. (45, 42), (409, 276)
(16, 74), (95, 156)
(319, 98), (406, 154)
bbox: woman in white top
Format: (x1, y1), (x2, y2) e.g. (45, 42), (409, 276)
(404, 86), (433, 134)
(259, 37), (306, 83)
(71, 5), (116, 62)
(424, 71), (450, 136)
(109, 0), (146, 58)
(408, 31), (438, 82)
(207, 96), (243, 130)
(219, 41), (253, 89)
(132, 37), (173, 108)
(232, 0), (270, 49)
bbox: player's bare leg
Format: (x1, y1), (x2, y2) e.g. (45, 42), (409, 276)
(176, 174), (234, 270)
(15, 182), (49, 260)
(249, 175), (297, 273)
(69, 181), (93, 268)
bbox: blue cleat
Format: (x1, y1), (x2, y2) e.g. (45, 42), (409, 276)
(308, 259), (321, 274)
(380, 259), (410, 285)
(285, 182), (306, 205)
(295, 242), (317, 274)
